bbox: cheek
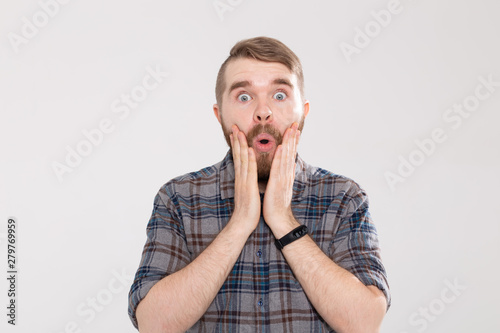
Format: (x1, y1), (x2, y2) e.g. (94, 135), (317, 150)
(222, 115), (252, 135)
(276, 104), (303, 124)
(226, 113), (254, 132)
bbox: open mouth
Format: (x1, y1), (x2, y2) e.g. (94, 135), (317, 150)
(253, 134), (275, 153)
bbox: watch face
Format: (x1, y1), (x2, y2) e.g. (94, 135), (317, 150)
(276, 226), (307, 250)
(293, 226), (307, 238)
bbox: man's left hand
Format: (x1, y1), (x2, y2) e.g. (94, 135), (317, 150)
(263, 122), (301, 238)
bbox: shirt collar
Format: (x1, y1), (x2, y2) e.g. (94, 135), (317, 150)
(219, 150), (308, 201)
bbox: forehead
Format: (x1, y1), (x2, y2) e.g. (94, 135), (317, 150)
(224, 58), (297, 92)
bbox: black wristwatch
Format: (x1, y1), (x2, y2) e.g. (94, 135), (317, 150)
(275, 225), (308, 250)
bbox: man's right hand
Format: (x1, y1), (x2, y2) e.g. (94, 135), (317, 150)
(136, 125), (261, 332)
(229, 125), (261, 235)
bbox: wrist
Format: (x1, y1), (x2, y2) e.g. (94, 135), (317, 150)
(227, 213), (259, 238)
(268, 213), (300, 239)
(275, 225), (308, 250)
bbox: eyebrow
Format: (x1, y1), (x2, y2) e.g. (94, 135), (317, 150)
(228, 80), (251, 94)
(273, 78), (293, 89)
(228, 78), (294, 94)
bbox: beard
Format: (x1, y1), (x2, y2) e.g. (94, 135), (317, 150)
(247, 124), (283, 181)
(221, 115), (305, 181)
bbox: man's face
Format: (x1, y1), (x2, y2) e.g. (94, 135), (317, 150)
(213, 58), (309, 180)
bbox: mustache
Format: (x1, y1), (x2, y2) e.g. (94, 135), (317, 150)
(246, 124), (283, 147)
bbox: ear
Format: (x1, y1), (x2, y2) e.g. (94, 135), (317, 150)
(303, 100), (310, 119)
(213, 104), (222, 125)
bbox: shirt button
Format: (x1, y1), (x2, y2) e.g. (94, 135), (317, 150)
(256, 250), (262, 258)
(257, 299), (263, 307)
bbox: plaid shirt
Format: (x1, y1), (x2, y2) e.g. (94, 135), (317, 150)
(128, 152), (390, 332)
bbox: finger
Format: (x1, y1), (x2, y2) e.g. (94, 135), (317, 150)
(285, 122), (298, 149)
(270, 126), (287, 178)
(293, 130), (300, 159)
(230, 133), (235, 158)
(289, 130), (300, 183)
(237, 130), (249, 178)
(289, 123), (299, 167)
(291, 128), (300, 164)
(282, 126), (295, 172)
(290, 129), (300, 172)
(283, 124), (298, 182)
(231, 126), (241, 174)
(281, 128), (290, 171)
(291, 122), (299, 152)
(270, 144), (283, 178)
(248, 147), (258, 182)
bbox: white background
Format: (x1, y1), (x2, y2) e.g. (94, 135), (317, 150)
(1, 0), (499, 332)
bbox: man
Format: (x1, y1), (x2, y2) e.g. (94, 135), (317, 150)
(128, 36), (390, 332)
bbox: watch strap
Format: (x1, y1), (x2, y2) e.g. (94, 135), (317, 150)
(275, 225), (308, 250)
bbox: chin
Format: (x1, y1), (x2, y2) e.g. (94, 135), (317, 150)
(256, 152), (274, 181)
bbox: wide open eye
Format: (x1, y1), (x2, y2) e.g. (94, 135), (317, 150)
(238, 93), (251, 102)
(273, 92), (287, 101)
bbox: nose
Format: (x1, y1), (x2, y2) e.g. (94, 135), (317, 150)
(254, 103), (272, 124)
